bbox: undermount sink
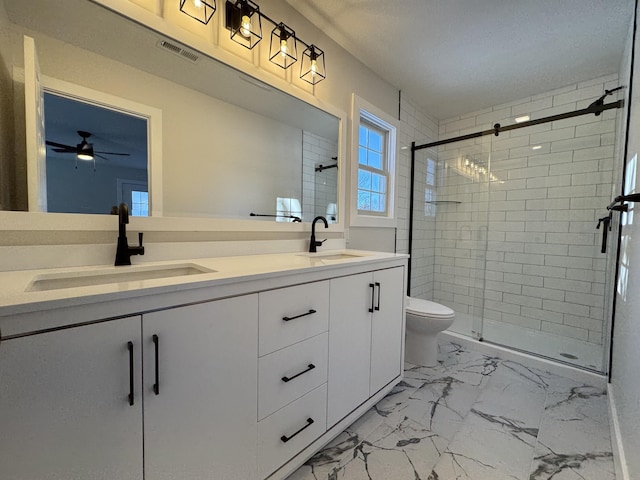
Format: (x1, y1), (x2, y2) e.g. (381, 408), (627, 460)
(298, 252), (369, 261)
(26, 263), (216, 292)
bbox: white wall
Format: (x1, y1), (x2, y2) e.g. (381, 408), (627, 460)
(610, 1), (640, 473)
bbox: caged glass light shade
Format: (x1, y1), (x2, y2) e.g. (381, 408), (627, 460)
(300, 45), (326, 85)
(180, 0), (216, 25)
(226, 0), (262, 49)
(269, 23), (297, 69)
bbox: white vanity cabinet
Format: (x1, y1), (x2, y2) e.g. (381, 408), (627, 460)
(257, 281), (330, 478)
(0, 251), (407, 480)
(0, 295), (258, 480)
(0, 317), (144, 480)
(142, 294), (258, 480)
(327, 267), (404, 427)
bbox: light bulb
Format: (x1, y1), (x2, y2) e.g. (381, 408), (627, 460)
(280, 39), (288, 58)
(240, 15), (251, 37)
(311, 59), (317, 76)
(194, 0), (202, 8)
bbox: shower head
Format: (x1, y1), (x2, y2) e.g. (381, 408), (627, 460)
(589, 86), (625, 115)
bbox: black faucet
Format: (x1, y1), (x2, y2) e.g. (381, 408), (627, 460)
(309, 216), (329, 253)
(115, 202), (145, 266)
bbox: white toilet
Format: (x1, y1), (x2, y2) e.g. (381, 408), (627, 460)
(405, 297), (455, 367)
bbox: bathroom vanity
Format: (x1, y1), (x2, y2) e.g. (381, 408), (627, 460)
(0, 250), (407, 480)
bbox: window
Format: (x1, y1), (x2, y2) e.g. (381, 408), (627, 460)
(358, 122), (388, 215)
(350, 94), (398, 227)
(131, 190), (149, 217)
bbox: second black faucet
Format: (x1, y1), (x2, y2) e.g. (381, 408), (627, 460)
(115, 202), (145, 266)
(309, 216), (329, 253)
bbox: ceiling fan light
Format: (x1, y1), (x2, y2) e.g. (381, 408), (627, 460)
(77, 142), (94, 161)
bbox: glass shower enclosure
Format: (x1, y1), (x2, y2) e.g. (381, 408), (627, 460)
(409, 86), (623, 373)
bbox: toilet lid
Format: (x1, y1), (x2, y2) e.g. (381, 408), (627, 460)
(406, 297), (455, 319)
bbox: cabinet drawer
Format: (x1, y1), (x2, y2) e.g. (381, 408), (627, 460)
(259, 281), (329, 356)
(258, 333), (328, 420)
(257, 383), (327, 479)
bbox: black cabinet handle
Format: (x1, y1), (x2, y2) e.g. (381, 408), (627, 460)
(369, 283), (375, 312)
(283, 309), (316, 322)
(281, 364), (315, 383)
(375, 282), (381, 311)
(280, 418), (314, 443)
(152, 334), (159, 395)
(127, 341), (134, 406)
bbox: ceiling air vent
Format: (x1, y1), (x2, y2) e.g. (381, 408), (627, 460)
(157, 40), (200, 63)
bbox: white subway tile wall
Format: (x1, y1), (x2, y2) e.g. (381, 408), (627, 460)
(302, 131), (338, 222)
(398, 95), (439, 299)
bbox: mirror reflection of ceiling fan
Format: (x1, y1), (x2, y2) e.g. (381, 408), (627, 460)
(45, 130), (131, 166)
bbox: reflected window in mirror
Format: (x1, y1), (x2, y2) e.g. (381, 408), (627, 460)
(44, 92), (148, 215)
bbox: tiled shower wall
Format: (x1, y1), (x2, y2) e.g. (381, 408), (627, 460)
(302, 131), (338, 222)
(431, 73), (619, 346)
(398, 96), (439, 297)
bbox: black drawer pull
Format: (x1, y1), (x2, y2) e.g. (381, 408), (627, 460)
(280, 418), (314, 443)
(127, 341), (134, 406)
(375, 282), (381, 311)
(152, 334), (160, 395)
(282, 364), (315, 383)
(282, 309), (316, 322)
(369, 283), (375, 312)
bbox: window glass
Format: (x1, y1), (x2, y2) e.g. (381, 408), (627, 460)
(357, 121), (388, 216)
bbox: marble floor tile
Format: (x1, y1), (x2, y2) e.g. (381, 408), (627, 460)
(286, 341), (615, 480)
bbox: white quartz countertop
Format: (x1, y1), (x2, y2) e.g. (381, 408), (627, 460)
(0, 250), (407, 317)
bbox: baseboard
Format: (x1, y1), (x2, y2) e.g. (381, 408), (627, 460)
(607, 383), (630, 480)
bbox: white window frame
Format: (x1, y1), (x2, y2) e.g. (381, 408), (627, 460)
(349, 94), (398, 227)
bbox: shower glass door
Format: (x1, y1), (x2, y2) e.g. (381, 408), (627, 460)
(410, 135), (492, 340)
(479, 108), (620, 372)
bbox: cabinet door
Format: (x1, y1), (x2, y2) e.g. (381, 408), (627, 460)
(370, 267), (405, 395)
(143, 294), (259, 480)
(0, 317), (143, 480)
(327, 272), (373, 427)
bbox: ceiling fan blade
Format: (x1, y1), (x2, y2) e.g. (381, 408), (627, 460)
(51, 148), (76, 153)
(94, 153), (111, 161)
(46, 140), (76, 150)
(94, 151), (131, 156)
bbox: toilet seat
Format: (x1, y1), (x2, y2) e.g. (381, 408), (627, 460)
(406, 297), (455, 319)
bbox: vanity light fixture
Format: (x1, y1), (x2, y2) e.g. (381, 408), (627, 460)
(180, 0), (216, 25)
(225, 0), (262, 49)
(532, 145), (543, 150)
(515, 115), (530, 123)
(269, 23), (297, 69)
(300, 45), (326, 85)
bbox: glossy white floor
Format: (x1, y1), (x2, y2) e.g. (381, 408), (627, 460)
(287, 340), (614, 480)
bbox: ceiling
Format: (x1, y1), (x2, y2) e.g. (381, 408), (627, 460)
(286, 0), (634, 120)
